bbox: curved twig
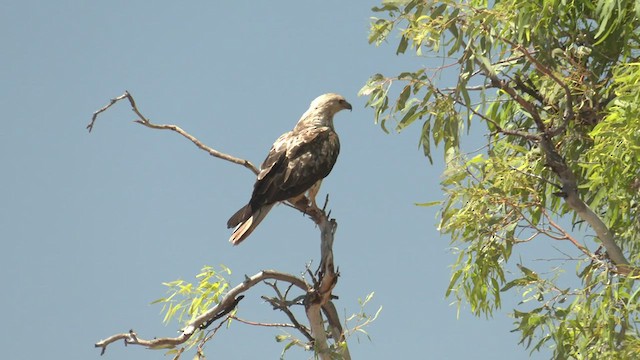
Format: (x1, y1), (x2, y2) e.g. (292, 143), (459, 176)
(87, 91), (259, 175)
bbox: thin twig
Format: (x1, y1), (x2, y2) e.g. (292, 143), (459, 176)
(197, 315), (231, 357)
(542, 209), (593, 258)
(507, 165), (562, 189)
(230, 315), (303, 330)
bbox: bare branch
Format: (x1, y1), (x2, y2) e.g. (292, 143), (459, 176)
(306, 299), (331, 360)
(230, 315), (302, 330)
(305, 213), (351, 360)
(322, 301), (346, 344)
(95, 270), (307, 354)
(199, 295), (244, 330)
(262, 281), (314, 342)
(507, 165), (562, 189)
(88, 92), (130, 133)
(541, 209), (593, 258)
(538, 136), (631, 273)
(197, 315), (230, 358)
(87, 91), (259, 175)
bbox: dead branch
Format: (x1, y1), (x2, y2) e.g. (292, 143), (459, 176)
(322, 301), (346, 344)
(195, 315), (230, 360)
(88, 91), (259, 175)
(95, 270), (306, 354)
(262, 281), (314, 342)
(229, 315), (304, 330)
(90, 92), (350, 358)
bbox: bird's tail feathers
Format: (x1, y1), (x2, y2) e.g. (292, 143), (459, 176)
(227, 204), (252, 229)
(229, 204), (274, 245)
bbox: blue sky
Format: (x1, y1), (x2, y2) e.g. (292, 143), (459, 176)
(1, 1), (555, 359)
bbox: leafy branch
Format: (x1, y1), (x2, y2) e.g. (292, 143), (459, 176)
(362, 1), (640, 356)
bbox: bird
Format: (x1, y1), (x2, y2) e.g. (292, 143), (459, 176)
(227, 93), (352, 245)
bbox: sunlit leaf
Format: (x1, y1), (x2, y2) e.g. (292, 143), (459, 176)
(415, 200), (441, 207)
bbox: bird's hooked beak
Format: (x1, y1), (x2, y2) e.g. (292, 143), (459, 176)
(342, 100), (353, 111)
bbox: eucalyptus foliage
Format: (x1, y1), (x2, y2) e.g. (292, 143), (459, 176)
(362, 0), (640, 357)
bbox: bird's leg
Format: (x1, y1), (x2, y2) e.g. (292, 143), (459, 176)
(288, 193), (308, 208)
(306, 180), (322, 211)
(288, 180), (322, 210)
(286, 180), (324, 223)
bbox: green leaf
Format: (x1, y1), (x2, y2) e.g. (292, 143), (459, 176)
(368, 19), (392, 45)
(446, 270), (463, 297)
(382, 0), (410, 5)
(396, 105), (420, 131)
(460, 85), (471, 111)
(396, 35), (409, 55)
(430, 3), (447, 18)
(517, 264), (539, 282)
(501, 278), (528, 292)
(465, 154), (484, 166)
(396, 85), (411, 111)
(419, 119), (432, 163)
(415, 200), (441, 207)
(476, 54), (496, 78)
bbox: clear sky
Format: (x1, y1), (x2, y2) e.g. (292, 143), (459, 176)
(2, 1), (553, 359)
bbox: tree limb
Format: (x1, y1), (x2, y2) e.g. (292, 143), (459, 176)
(95, 270), (307, 354)
(539, 135), (631, 273)
(322, 301), (348, 349)
(90, 91), (351, 358)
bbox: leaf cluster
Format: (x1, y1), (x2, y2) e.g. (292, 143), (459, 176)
(152, 265), (231, 350)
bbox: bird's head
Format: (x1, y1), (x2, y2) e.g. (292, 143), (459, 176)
(295, 93), (352, 130)
(310, 93), (352, 115)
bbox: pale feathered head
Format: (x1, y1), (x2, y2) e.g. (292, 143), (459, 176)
(309, 93), (352, 114)
(296, 93), (352, 129)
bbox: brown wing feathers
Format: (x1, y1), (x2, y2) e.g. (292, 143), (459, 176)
(226, 93), (350, 245)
